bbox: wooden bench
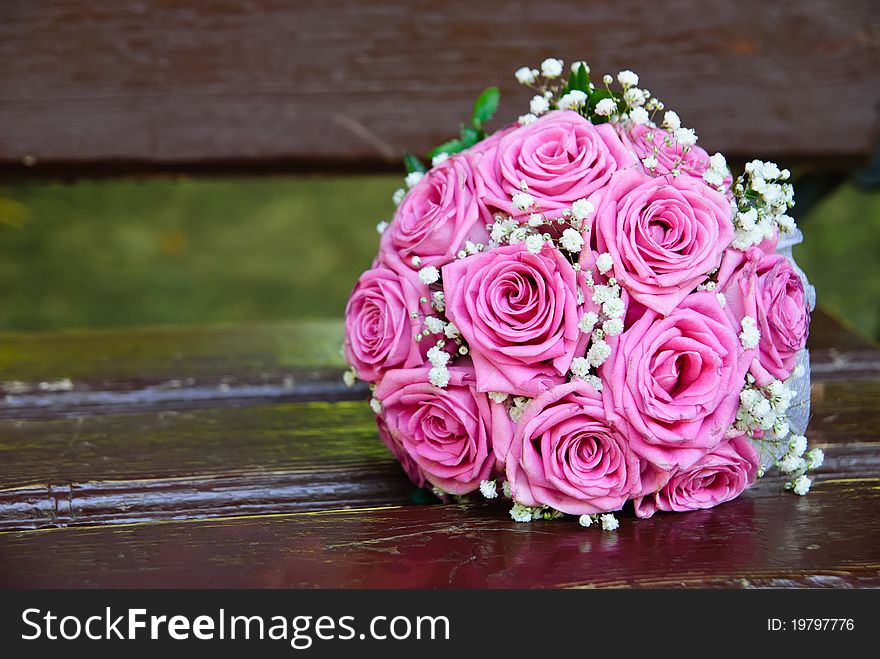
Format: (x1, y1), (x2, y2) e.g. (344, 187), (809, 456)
(1, 0), (879, 587)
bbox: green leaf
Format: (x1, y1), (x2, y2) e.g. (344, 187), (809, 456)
(427, 138), (466, 159)
(459, 124), (481, 146)
(471, 87), (500, 130)
(403, 152), (427, 174)
(576, 63), (590, 91)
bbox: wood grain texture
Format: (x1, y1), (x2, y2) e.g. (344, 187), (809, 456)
(0, 400), (421, 529)
(0, 309), (872, 418)
(1, 0), (878, 176)
(1, 478), (877, 588)
(0, 309), (876, 530)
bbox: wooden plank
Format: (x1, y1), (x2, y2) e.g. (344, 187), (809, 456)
(0, 375), (875, 530)
(1, 0), (877, 176)
(1, 477), (877, 588)
(1, 309), (874, 418)
(0, 320), (363, 417)
(0, 400), (420, 529)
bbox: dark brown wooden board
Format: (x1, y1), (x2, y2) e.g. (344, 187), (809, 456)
(1, 478), (878, 588)
(0, 310), (877, 531)
(0, 378), (875, 531)
(0, 309), (870, 418)
(1, 0), (878, 176)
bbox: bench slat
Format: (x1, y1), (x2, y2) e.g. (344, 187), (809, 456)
(0, 376), (876, 530)
(0, 309), (874, 419)
(1, 0), (878, 176)
(1, 477), (878, 588)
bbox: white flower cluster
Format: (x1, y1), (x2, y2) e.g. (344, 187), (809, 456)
(578, 513), (620, 531)
(567, 260), (624, 386)
(778, 435), (824, 496)
(736, 375), (795, 440)
(734, 364), (819, 495)
(731, 160), (796, 250)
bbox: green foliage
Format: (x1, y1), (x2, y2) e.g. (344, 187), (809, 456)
(403, 153), (426, 174)
(471, 86), (500, 130)
(422, 87), (501, 161)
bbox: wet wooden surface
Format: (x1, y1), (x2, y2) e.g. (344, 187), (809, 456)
(1, 0), (878, 177)
(0, 308), (878, 587)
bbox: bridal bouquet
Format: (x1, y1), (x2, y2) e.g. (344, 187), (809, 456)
(344, 58), (818, 529)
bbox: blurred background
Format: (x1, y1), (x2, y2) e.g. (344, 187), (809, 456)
(1, 177), (878, 339)
(1, 1), (878, 339)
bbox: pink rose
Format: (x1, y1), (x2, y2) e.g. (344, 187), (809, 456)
(592, 169), (734, 316)
(718, 247), (810, 383)
(626, 124), (728, 188)
(442, 243), (589, 397)
(344, 266), (430, 381)
(375, 364), (511, 494)
(603, 291), (751, 471)
(376, 415), (428, 489)
(477, 110), (637, 219)
(633, 434), (759, 518)
(379, 154), (491, 274)
(506, 381), (642, 515)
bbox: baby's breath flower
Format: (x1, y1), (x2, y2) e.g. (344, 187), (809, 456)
(480, 480), (498, 499)
(428, 365), (450, 388)
(525, 234), (545, 254)
(510, 502), (533, 523)
(432, 291), (445, 312)
(578, 514), (593, 528)
(488, 391), (509, 404)
(423, 316), (445, 335)
(595, 98), (617, 116)
(602, 74), (613, 85)
(623, 87), (645, 107)
(599, 513), (619, 531)
(418, 265), (440, 285)
(518, 113), (538, 126)
(571, 60), (590, 74)
(376, 220), (389, 234)
(617, 70), (639, 88)
(571, 198), (594, 221)
(558, 90), (588, 111)
(739, 316), (761, 350)
(515, 66), (537, 85)
(559, 227), (585, 253)
(431, 152), (449, 166)
(792, 475), (812, 496)
(806, 448), (824, 470)
(369, 397), (382, 414)
(674, 127), (698, 146)
(662, 110), (681, 131)
(716, 292), (727, 307)
(789, 435), (808, 457)
(583, 374), (603, 391)
(541, 58), (564, 79)
(595, 252), (613, 274)
(530, 95), (550, 116)
(587, 339), (612, 368)
(602, 317), (624, 336)
(343, 369), (356, 388)
(502, 480), (513, 498)
(427, 344), (450, 367)
(443, 322), (460, 339)
(778, 453), (805, 474)
(579, 311), (599, 334)
(512, 191), (535, 211)
(629, 106), (650, 125)
(570, 357), (591, 379)
(405, 171), (424, 189)
(392, 188), (406, 205)
(642, 154), (659, 170)
(602, 297), (625, 318)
